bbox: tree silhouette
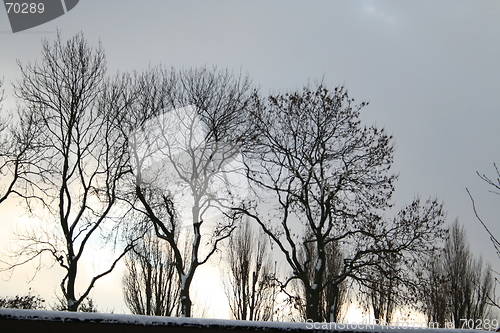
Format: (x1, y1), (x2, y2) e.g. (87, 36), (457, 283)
(125, 66), (253, 317)
(7, 33), (138, 311)
(222, 217), (276, 321)
(235, 84), (445, 322)
(123, 232), (180, 316)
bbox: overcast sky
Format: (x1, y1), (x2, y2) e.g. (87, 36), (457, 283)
(1, 0), (500, 316)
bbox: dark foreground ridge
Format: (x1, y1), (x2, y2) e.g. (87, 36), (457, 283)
(0, 308), (483, 333)
(0, 308), (308, 333)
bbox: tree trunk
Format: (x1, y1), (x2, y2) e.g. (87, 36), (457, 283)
(146, 262), (152, 315)
(329, 284), (339, 322)
(66, 260), (79, 311)
(180, 269), (195, 317)
(306, 287), (321, 322)
(180, 288), (192, 317)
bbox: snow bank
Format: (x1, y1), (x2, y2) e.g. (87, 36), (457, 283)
(0, 308), (489, 333)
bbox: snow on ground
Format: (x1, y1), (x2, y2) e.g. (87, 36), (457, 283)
(0, 308), (490, 333)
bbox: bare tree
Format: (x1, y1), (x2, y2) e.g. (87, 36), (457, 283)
(235, 84), (446, 322)
(468, 164), (500, 309)
(321, 242), (349, 322)
(420, 221), (494, 327)
(470, 164), (500, 257)
(122, 231), (180, 316)
(0, 78), (14, 205)
(421, 253), (449, 327)
(0, 79), (42, 206)
(126, 66), (253, 317)
(8, 33), (136, 311)
(443, 221), (493, 327)
(293, 234), (349, 322)
(361, 251), (399, 324)
(222, 217), (276, 321)
(357, 200), (449, 325)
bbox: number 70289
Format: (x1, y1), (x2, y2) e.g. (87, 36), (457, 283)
(460, 319), (498, 330)
(5, 3), (45, 14)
